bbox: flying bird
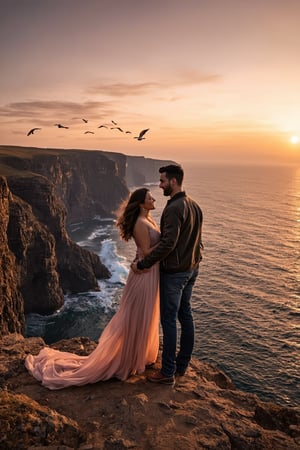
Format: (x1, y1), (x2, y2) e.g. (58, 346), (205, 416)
(125, 130), (132, 134)
(27, 128), (41, 136)
(84, 131), (94, 134)
(134, 128), (149, 140)
(111, 127), (124, 132)
(111, 120), (117, 125)
(54, 123), (69, 129)
(98, 125), (108, 129)
(72, 117), (88, 123)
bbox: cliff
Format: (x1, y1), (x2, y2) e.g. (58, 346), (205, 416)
(0, 177), (24, 336)
(0, 145), (175, 339)
(125, 155), (177, 186)
(103, 152), (177, 187)
(0, 146), (129, 223)
(0, 333), (299, 449)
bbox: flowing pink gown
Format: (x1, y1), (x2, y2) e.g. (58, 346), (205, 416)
(25, 226), (160, 390)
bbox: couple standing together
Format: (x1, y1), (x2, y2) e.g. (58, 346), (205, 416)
(25, 164), (203, 389)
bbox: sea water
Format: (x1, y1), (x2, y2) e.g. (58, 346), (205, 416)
(25, 164), (300, 407)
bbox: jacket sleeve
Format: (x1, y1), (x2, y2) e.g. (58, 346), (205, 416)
(137, 205), (182, 269)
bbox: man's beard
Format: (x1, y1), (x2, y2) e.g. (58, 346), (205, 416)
(163, 184), (172, 196)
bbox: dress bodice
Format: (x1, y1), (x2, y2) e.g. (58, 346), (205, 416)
(135, 225), (160, 259)
(149, 226), (161, 246)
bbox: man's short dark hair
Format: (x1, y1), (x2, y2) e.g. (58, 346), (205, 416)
(159, 164), (184, 186)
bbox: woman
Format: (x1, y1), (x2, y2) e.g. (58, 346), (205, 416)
(25, 188), (160, 390)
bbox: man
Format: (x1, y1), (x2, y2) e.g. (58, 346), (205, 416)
(132, 164), (203, 385)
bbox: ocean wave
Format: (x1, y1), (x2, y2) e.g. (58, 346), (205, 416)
(99, 238), (129, 284)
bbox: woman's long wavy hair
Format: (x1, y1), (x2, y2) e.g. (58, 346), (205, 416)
(116, 188), (149, 241)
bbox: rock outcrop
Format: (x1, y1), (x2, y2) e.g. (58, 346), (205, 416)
(0, 177), (24, 336)
(0, 333), (299, 449)
(7, 173), (110, 304)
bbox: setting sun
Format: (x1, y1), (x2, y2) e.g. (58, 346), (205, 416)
(290, 136), (299, 144)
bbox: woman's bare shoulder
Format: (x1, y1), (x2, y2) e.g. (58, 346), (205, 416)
(133, 217), (149, 235)
(135, 217), (148, 227)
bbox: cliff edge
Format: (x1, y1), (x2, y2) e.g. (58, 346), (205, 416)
(0, 333), (299, 449)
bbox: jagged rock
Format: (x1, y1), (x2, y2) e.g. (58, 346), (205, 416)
(8, 190), (64, 314)
(0, 333), (299, 450)
(0, 176), (24, 337)
(0, 390), (85, 449)
(254, 403), (300, 437)
(7, 173), (110, 297)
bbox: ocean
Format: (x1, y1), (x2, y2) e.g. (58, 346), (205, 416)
(25, 164), (300, 408)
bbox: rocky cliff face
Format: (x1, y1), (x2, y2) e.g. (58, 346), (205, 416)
(125, 155), (177, 186)
(0, 146), (129, 223)
(0, 146), (129, 337)
(0, 177), (24, 336)
(7, 185), (64, 315)
(104, 152), (176, 187)
(6, 172), (110, 300)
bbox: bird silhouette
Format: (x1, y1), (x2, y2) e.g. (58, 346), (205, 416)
(111, 120), (117, 125)
(98, 125), (108, 129)
(111, 127), (124, 132)
(125, 130), (132, 134)
(54, 123), (69, 129)
(27, 128), (41, 136)
(84, 131), (94, 134)
(72, 117), (88, 123)
(134, 128), (149, 140)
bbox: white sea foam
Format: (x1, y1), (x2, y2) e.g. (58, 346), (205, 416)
(70, 221), (85, 227)
(143, 181), (159, 186)
(70, 226), (83, 232)
(93, 215), (115, 222)
(99, 238), (129, 284)
(87, 227), (111, 240)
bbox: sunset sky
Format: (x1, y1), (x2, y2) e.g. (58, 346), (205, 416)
(1, 0), (300, 165)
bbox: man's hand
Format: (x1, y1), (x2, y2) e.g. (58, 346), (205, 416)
(131, 261), (146, 274)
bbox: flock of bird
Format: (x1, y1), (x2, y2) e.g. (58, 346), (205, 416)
(27, 118), (150, 141)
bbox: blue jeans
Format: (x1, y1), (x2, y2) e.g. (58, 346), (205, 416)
(159, 268), (199, 377)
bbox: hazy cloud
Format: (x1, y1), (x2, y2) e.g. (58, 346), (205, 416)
(0, 100), (117, 123)
(87, 82), (160, 97)
(87, 72), (221, 97)
(176, 71), (222, 85)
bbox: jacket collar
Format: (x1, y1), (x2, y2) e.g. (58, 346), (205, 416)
(167, 191), (186, 205)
